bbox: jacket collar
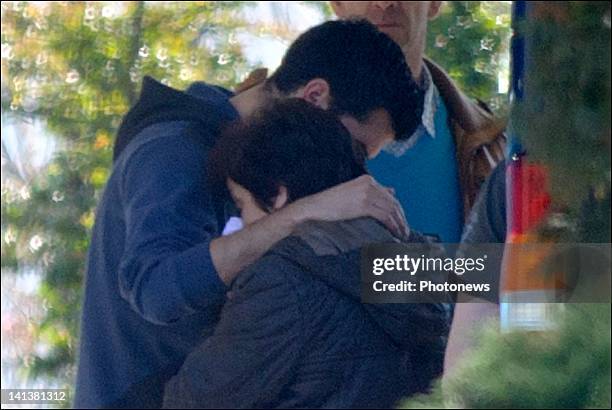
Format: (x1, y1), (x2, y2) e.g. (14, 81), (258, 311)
(424, 58), (495, 134)
(424, 57), (506, 153)
(292, 218), (398, 257)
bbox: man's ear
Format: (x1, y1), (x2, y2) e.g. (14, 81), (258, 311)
(296, 78), (331, 110)
(272, 186), (289, 210)
(428, 1), (443, 20)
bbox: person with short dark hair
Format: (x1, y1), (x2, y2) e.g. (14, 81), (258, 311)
(75, 20), (425, 408)
(163, 99), (449, 409)
(331, 2), (506, 243)
(325, 1), (507, 387)
(208, 98), (368, 214)
(266, 20), (422, 151)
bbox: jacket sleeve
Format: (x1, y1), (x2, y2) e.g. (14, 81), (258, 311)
(117, 127), (227, 325)
(460, 159), (507, 245)
(163, 253), (305, 409)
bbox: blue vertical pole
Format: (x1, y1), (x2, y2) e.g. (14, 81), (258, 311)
(508, 0), (526, 158)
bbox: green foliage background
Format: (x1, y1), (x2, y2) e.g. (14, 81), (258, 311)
(427, 0), (511, 112)
(516, 1), (611, 242)
(402, 304), (611, 409)
(1, 0), (510, 394)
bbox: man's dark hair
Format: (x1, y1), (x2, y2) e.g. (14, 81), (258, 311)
(209, 99), (367, 210)
(267, 19), (423, 140)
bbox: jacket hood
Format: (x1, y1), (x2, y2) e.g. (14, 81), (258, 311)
(275, 218), (450, 350)
(113, 76), (237, 161)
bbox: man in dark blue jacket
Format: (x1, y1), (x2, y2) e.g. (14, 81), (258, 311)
(163, 99), (449, 409)
(74, 20), (425, 408)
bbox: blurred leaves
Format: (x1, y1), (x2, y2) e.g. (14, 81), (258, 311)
(427, 1), (511, 113)
(514, 1), (611, 239)
(1, 0), (251, 386)
(401, 304), (611, 408)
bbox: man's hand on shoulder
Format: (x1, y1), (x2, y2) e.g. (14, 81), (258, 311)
(286, 175), (410, 240)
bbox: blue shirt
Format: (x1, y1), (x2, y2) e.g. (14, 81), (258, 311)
(368, 92), (463, 243)
(74, 79), (238, 408)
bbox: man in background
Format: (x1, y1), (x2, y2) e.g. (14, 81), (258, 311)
(331, 1), (506, 244)
(329, 1), (507, 387)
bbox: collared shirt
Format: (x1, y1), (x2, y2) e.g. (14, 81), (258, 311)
(367, 64), (464, 244)
(382, 64), (439, 157)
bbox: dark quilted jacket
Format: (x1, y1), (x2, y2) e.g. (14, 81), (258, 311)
(163, 218), (450, 409)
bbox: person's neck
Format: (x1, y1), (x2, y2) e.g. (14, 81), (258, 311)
(402, 41), (426, 83)
(229, 83), (268, 118)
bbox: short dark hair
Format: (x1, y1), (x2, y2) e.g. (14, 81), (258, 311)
(267, 19), (423, 140)
(209, 99), (367, 210)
